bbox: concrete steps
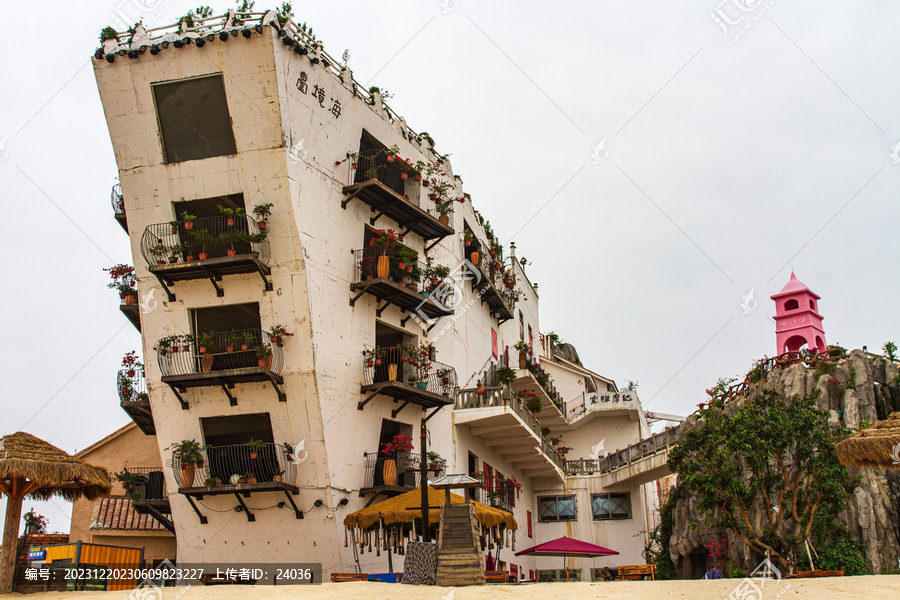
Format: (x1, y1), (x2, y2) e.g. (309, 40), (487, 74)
(435, 504), (485, 586)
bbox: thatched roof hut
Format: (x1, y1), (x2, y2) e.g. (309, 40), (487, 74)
(0, 432), (111, 593)
(835, 412), (900, 469)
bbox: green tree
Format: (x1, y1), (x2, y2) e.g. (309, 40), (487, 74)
(667, 389), (856, 575)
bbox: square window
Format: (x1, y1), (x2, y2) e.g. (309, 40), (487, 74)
(591, 493), (631, 521)
(153, 74), (237, 163)
(537, 495), (577, 522)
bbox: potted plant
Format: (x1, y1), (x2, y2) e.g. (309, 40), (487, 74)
(241, 331), (255, 351)
(122, 350), (142, 378)
(168, 440), (205, 488)
(167, 243), (183, 264)
(244, 472), (257, 484)
(180, 211), (197, 230)
(115, 469), (140, 491)
(407, 264), (421, 291)
(196, 332), (215, 354)
(225, 330), (241, 352)
(253, 203), (274, 230)
(150, 243), (168, 265)
(368, 228), (403, 278)
(256, 344), (273, 368)
(396, 247), (416, 273)
(272, 467), (285, 483)
(358, 255), (376, 280)
(364, 346), (384, 368)
(434, 198), (454, 225)
(514, 340), (531, 369)
(189, 228), (216, 260)
(380, 434), (414, 486)
(204, 477), (217, 488)
(246, 438), (263, 459)
(495, 365), (517, 385)
(217, 204), (246, 226)
(426, 451), (444, 473)
(269, 324), (293, 346)
(282, 441), (294, 461)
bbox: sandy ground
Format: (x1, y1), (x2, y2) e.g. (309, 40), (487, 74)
(4, 576), (900, 600)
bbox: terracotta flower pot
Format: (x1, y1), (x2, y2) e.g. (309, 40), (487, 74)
(199, 346), (207, 354)
(414, 173), (421, 181)
(406, 265), (413, 273)
(258, 358), (266, 367)
(386, 155), (395, 163)
(439, 213), (449, 225)
(470, 251), (480, 265)
(423, 180), (429, 187)
(367, 361), (373, 367)
(382, 459), (397, 486)
(250, 452), (257, 459)
(126, 369), (136, 378)
(375, 358), (382, 366)
(400, 173), (408, 180)
(465, 240), (472, 247)
(201, 353), (214, 372)
(227, 249), (236, 256)
(227, 217), (234, 226)
(199, 252), (208, 260)
(273, 475), (283, 482)
(377, 255), (390, 278)
(226, 346), (234, 352)
(180, 464), (195, 488)
(352, 162), (358, 169)
(184, 222), (193, 230)
(397, 261), (406, 271)
(407, 282), (417, 291)
(186, 255), (195, 262)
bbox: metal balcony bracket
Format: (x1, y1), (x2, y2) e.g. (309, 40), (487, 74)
(368, 211), (385, 227)
(167, 384), (190, 410)
(258, 268), (273, 292)
(424, 405), (444, 423)
(341, 188), (364, 210)
(200, 267), (225, 297)
(425, 237), (443, 252)
(391, 401), (411, 418)
(144, 506), (176, 534)
(349, 285), (370, 307)
(399, 226), (413, 238)
(363, 494), (381, 508)
(358, 390), (379, 411)
(219, 382), (238, 406)
(282, 490), (304, 519)
(400, 313), (414, 327)
(153, 274), (177, 302)
(234, 494), (256, 522)
(267, 375), (287, 402)
(185, 495), (208, 524)
(425, 318), (443, 335)
(375, 299), (391, 318)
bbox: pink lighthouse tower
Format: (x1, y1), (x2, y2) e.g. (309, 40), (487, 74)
(771, 272), (826, 354)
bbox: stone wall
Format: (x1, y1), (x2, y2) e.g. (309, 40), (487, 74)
(668, 350), (899, 576)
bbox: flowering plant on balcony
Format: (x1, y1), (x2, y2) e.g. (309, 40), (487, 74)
(434, 197), (455, 215)
(121, 351), (143, 377)
(363, 346), (384, 367)
(369, 228), (404, 251)
(555, 445), (573, 456)
(104, 264), (137, 297)
(514, 340), (532, 356)
(381, 434), (414, 458)
(23, 511), (49, 534)
(504, 475), (523, 495)
(269, 325), (294, 346)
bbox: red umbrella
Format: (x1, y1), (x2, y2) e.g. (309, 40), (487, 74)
(515, 536), (619, 581)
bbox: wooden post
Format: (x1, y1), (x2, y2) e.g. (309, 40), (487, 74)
(0, 485), (24, 593)
(419, 419), (429, 543)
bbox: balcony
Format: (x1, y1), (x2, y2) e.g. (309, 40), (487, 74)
(469, 475), (516, 513)
(466, 245), (515, 323)
(341, 149), (454, 246)
(118, 294), (141, 332)
(360, 451), (447, 500)
(156, 328), (285, 409)
(118, 367), (154, 435)
(453, 385), (565, 480)
(565, 389), (643, 424)
(140, 215), (271, 301)
(171, 442), (303, 523)
(358, 347), (456, 416)
(111, 183), (127, 233)
(483, 361), (567, 425)
(122, 467), (173, 533)
(349, 248), (454, 326)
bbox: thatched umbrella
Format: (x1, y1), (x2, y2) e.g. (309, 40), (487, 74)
(0, 432), (111, 593)
(835, 412), (900, 468)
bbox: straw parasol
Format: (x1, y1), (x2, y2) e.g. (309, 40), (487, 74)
(835, 412), (900, 469)
(0, 432), (112, 593)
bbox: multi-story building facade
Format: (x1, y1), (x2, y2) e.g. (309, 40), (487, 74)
(92, 9), (656, 581)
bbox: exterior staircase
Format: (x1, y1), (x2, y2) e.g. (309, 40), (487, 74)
(435, 503), (485, 586)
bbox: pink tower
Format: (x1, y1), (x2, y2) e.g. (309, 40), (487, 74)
(771, 272), (826, 354)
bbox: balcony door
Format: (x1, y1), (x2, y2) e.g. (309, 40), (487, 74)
(201, 413), (276, 484)
(374, 419), (414, 487)
(192, 303), (261, 372)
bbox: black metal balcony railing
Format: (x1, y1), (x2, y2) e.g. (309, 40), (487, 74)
(468, 243), (516, 317)
(119, 466), (168, 501)
(117, 367), (148, 403)
(350, 148), (444, 223)
(470, 476), (516, 512)
(362, 347), (457, 397)
(353, 246), (426, 288)
(157, 329), (283, 377)
(171, 442), (297, 488)
(361, 451), (447, 491)
(140, 215), (269, 267)
(111, 183), (125, 215)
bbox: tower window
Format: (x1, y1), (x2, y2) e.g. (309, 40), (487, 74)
(784, 299), (799, 311)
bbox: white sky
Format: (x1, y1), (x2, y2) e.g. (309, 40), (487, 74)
(1, 0), (898, 533)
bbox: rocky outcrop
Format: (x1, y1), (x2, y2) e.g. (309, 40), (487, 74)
(668, 350), (900, 576)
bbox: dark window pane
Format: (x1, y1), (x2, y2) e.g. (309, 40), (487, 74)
(153, 74), (237, 163)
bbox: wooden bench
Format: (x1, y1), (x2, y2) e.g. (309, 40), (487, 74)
(617, 564), (656, 581)
(330, 573), (368, 582)
(485, 570), (510, 583)
(797, 570), (844, 578)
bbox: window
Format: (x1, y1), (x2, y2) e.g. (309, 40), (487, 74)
(784, 299), (799, 310)
(192, 303), (261, 371)
(483, 462), (494, 492)
(809, 299), (816, 309)
(467, 452), (478, 501)
(528, 325), (533, 351)
(200, 413), (276, 483)
(591, 493), (631, 521)
(153, 74), (237, 163)
(518, 311), (524, 341)
(538, 495), (576, 522)
(526, 511), (533, 537)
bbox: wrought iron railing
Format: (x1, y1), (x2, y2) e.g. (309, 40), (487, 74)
(156, 329), (283, 377)
(362, 347), (457, 397)
(361, 451), (446, 490)
(171, 442), (297, 488)
(139, 215), (269, 266)
(111, 183), (124, 215)
(118, 466), (168, 501)
(521, 354), (565, 416)
(117, 367), (148, 403)
(348, 148), (443, 221)
(470, 475), (516, 511)
(565, 428), (678, 476)
(469, 244), (516, 313)
(455, 384), (566, 471)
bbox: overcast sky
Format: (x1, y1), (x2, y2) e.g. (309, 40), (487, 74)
(1, 0), (898, 533)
